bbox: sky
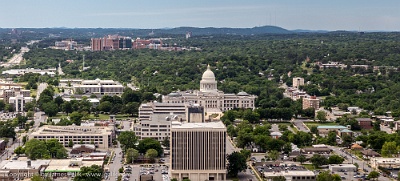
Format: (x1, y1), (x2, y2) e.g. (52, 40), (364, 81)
(0, 0), (399, 31)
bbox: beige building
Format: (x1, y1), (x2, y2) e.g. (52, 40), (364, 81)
(138, 102), (186, 121)
(371, 158), (400, 169)
(134, 114), (181, 141)
(302, 95), (320, 110)
(0, 159), (50, 180)
(170, 121), (226, 181)
(2, 87), (30, 103)
(29, 125), (114, 149)
(163, 65), (257, 113)
(264, 170), (316, 181)
(72, 78), (124, 95)
(317, 125), (349, 135)
(292, 77), (305, 89)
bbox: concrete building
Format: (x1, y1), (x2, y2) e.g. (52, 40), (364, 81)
(2, 87), (30, 103)
(317, 125), (349, 135)
(134, 114), (181, 141)
(0, 159), (50, 180)
(302, 95), (320, 110)
(29, 125), (114, 149)
(271, 132), (283, 139)
(53, 40), (78, 50)
(170, 121), (226, 181)
(163, 65), (257, 114)
(329, 164), (357, 172)
(138, 102), (186, 121)
(73, 78), (124, 95)
(44, 158), (103, 177)
(91, 35), (132, 51)
(292, 77), (305, 89)
(9, 95), (33, 112)
(264, 170), (316, 181)
(2, 68), (56, 76)
(371, 158), (400, 169)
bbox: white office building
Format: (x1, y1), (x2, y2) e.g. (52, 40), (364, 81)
(29, 125), (114, 149)
(72, 78), (124, 95)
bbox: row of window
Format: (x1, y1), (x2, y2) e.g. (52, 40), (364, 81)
(33, 135), (102, 139)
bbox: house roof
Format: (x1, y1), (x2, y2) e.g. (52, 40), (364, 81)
(361, 150), (381, 157)
(351, 144), (363, 149)
(340, 129), (353, 133)
(271, 131), (283, 136)
(356, 118), (373, 122)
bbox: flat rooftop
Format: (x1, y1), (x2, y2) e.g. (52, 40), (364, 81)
(317, 125), (347, 129)
(45, 158), (103, 173)
(0, 160), (50, 170)
(31, 125), (112, 135)
(171, 121), (225, 129)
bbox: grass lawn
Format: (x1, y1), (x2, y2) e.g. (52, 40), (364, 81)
(51, 113), (134, 120)
(302, 164), (318, 171)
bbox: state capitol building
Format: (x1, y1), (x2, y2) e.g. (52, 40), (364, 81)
(162, 65), (257, 114)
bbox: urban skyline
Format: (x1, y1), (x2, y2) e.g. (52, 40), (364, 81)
(0, 0), (399, 31)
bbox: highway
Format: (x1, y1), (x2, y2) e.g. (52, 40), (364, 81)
(1, 47), (29, 68)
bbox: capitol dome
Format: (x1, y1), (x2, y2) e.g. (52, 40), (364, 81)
(202, 64), (215, 80)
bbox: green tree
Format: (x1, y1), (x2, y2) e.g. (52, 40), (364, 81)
(0, 121), (16, 138)
(62, 101), (73, 115)
(137, 138), (163, 156)
(267, 150), (280, 161)
(227, 151), (247, 177)
(74, 165), (103, 181)
(126, 148), (139, 164)
(118, 131), (138, 151)
(21, 135), (27, 144)
(316, 111), (327, 122)
(70, 111), (83, 125)
(296, 155), (307, 164)
(367, 171), (380, 180)
(46, 139), (68, 158)
(145, 149), (158, 161)
(162, 137), (170, 148)
(271, 176), (286, 181)
(42, 101), (58, 117)
(98, 101), (112, 113)
(0, 100), (5, 111)
(328, 155), (344, 164)
(316, 171), (341, 181)
(14, 146), (25, 155)
(25, 139), (50, 159)
(310, 154), (328, 168)
(381, 141), (397, 157)
(31, 174), (52, 181)
(68, 140), (74, 147)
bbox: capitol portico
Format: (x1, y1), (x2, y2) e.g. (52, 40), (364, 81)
(162, 65), (257, 114)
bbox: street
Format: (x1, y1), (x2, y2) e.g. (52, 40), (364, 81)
(292, 119), (310, 132)
(328, 146), (391, 181)
(1, 47), (29, 68)
(36, 83), (48, 101)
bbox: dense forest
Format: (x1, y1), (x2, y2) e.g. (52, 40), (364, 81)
(2, 31), (398, 115)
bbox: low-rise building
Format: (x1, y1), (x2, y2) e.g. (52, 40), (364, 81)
(264, 170), (316, 181)
(0, 159), (50, 180)
(271, 132), (283, 139)
(329, 164), (357, 172)
(73, 78), (124, 95)
(44, 158), (104, 177)
(70, 144), (96, 154)
(356, 118), (373, 129)
(371, 158), (400, 169)
(9, 95), (33, 112)
(29, 125), (114, 149)
(0, 140), (6, 152)
(317, 125), (349, 135)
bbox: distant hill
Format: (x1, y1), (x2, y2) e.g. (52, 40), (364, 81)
(160, 26), (292, 35)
